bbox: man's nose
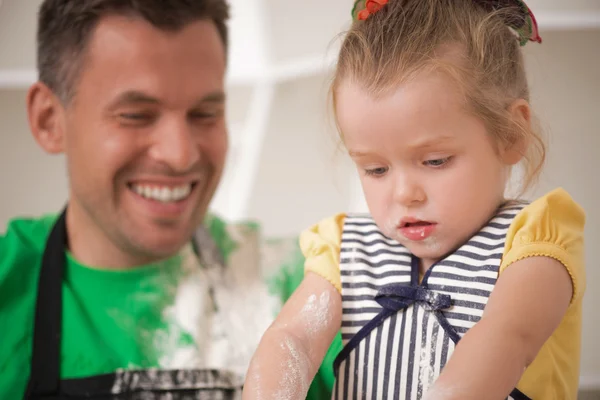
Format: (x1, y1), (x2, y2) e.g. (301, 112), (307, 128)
(148, 119), (201, 172)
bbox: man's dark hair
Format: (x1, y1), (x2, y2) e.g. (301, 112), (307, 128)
(37, 0), (230, 103)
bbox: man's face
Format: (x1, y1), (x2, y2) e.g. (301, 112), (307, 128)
(62, 16), (227, 265)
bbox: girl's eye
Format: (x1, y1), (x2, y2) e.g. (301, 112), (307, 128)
(364, 167), (388, 176)
(424, 157), (452, 168)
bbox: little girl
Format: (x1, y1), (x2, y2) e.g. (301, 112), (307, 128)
(243, 0), (586, 399)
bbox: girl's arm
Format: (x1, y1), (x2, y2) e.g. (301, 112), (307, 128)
(424, 256), (573, 400)
(242, 272), (342, 400)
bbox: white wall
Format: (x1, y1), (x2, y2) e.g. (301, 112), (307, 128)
(245, 74), (354, 236)
(528, 0), (600, 12)
(0, 89), (69, 220)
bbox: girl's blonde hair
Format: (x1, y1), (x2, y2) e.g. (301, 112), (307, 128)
(331, 0), (545, 194)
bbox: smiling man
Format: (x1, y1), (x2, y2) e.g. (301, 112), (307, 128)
(0, 1), (340, 399)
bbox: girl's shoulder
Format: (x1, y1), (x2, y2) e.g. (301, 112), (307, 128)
(505, 187), (585, 251)
(501, 187), (586, 302)
(299, 213), (348, 293)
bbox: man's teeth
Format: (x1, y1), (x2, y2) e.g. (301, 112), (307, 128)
(131, 184), (192, 202)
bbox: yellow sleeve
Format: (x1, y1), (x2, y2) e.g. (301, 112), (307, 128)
(500, 187), (586, 304)
(299, 213), (346, 294)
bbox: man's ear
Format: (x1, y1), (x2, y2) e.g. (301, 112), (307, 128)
(26, 82), (66, 154)
(502, 98), (531, 166)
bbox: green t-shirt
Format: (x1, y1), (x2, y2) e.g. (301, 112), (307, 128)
(0, 213), (342, 399)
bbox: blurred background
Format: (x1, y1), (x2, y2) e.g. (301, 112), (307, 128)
(0, 0), (598, 396)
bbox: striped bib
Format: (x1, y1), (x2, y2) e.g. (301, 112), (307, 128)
(333, 202), (531, 400)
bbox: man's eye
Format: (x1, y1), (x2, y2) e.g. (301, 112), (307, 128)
(364, 167), (388, 176)
(190, 108), (224, 120)
(120, 113), (152, 121)
(190, 112), (217, 119)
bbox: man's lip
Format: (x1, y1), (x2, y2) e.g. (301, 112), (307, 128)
(127, 178), (200, 187)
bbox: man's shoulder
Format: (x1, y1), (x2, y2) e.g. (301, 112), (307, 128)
(202, 212), (272, 260)
(203, 213), (260, 238)
(1, 212), (58, 250)
(202, 212), (305, 296)
(203, 213), (301, 260)
(0, 213), (58, 283)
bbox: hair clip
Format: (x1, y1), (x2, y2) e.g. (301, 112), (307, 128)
(351, 0), (389, 21)
(476, 0), (542, 45)
(515, 0), (542, 45)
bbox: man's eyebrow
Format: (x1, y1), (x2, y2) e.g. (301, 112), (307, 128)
(109, 90), (160, 108)
(108, 90), (226, 109)
(197, 91), (226, 104)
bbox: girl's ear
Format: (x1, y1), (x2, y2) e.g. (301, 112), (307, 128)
(502, 98), (531, 165)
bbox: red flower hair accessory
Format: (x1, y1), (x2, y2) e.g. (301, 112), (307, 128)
(351, 0), (389, 21)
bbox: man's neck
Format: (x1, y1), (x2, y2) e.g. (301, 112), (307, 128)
(65, 202), (157, 270)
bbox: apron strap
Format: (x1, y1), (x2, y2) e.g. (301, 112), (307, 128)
(24, 208), (68, 397)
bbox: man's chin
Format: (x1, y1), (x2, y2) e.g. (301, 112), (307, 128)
(124, 223), (196, 262)
(117, 204), (203, 261)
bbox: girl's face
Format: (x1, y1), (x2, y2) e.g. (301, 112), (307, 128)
(336, 72), (517, 269)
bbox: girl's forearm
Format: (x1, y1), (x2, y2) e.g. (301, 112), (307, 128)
(423, 320), (528, 400)
(243, 326), (318, 400)
(243, 274), (342, 399)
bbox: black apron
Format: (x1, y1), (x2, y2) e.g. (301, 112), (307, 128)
(23, 209), (243, 400)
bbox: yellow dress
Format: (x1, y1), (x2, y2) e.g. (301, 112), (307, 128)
(300, 188), (585, 399)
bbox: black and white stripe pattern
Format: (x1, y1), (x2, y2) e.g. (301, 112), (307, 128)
(334, 202), (531, 400)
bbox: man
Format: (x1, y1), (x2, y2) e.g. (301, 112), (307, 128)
(0, 0), (341, 398)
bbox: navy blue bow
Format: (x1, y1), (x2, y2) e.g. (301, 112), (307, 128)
(375, 284), (452, 312)
(333, 284), (453, 374)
